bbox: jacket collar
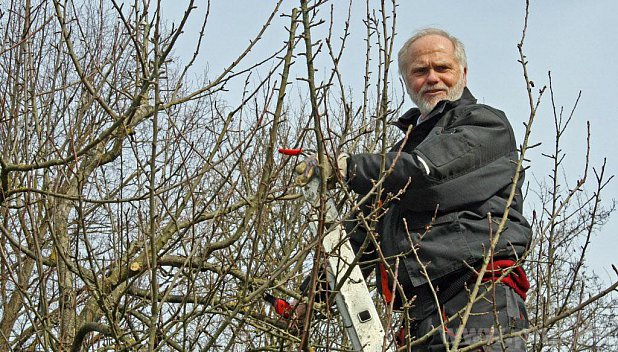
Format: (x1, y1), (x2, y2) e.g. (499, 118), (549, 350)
(394, 87), (476, 131)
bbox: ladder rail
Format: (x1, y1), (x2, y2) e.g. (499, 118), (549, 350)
(302, 176), (385, 352)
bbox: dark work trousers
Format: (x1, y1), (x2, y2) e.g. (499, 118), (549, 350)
(405, 283), (529, 351)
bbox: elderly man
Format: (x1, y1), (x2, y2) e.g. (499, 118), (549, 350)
(333, 28), (531, 350)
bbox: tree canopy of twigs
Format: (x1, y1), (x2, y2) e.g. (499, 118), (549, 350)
(0, 1), (615, 351)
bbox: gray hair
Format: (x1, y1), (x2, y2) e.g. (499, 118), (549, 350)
(397, 28), (467, 77)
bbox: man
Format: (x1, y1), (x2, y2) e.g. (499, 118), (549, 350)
(330, 28), (531, 350)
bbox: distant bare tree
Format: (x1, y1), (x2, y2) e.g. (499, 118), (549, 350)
(524, 76), (618, 351)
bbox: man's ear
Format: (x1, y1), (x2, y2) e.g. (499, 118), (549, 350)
(463, 66), (468, 85)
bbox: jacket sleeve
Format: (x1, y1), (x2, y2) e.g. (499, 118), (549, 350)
(347, 106), (518, 212)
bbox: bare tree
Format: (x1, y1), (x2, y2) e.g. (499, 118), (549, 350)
(0, 1), (615, 351)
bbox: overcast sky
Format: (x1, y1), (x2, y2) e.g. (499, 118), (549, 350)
(163, 1), (617, 282)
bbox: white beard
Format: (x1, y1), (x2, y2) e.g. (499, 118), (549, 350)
(408, 73), (466, 117)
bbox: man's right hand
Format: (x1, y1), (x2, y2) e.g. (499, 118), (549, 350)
(286, 299), (308, 331)
(294, 153), (349, 187)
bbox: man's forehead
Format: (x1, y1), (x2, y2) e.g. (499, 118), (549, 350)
(408, 36), (457, 63)
(409, 52), (457, 66)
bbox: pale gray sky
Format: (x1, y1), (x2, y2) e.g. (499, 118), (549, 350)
(163, 1), (617, 281)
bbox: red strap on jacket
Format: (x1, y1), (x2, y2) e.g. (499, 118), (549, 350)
(379, 263), (394, 304)
(376, 200), (396, 304)
(481, 259), (530, 300)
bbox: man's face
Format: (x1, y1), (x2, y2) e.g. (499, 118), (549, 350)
(404, 34), (467, 116)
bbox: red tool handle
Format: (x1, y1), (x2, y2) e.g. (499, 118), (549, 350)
(273, 298), (292, 319)
(264, 292), (293, 319)
(278, 148), (303, 156)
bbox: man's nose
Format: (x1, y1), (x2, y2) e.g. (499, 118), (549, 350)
(426, 69), (440, 83)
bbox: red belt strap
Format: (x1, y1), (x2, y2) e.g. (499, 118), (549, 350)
(481, 259), (530, 300)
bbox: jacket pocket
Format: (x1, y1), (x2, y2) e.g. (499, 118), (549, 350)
(415, 128), (475, 168)
(400, 213), (474, 286)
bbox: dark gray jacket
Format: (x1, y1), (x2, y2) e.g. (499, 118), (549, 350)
(346, 88), (531, 310)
